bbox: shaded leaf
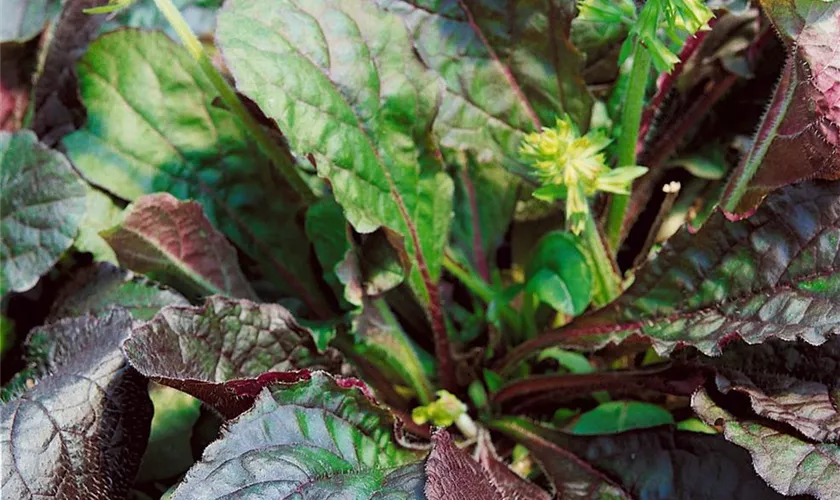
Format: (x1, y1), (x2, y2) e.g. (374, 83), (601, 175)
(107, 0), (222, 38)
(722, 0), (840, 211)
(216, 0), (453, 306)
(526, 230), (592, 316)
(123, 296), (343, 418)
(28, 0), (110, 145)
(305, 197), (351, 305)
(0, 0), (60, 44)
(495, 416), (791, 500)
(171, 372), (426, 499)
(693, 387), (840, 499)
(571, 401), (675, 435)
(103, 192), (257, 300)
(504, 181), (840, 367)
(62, 29), (332, 317)
(337, 229), (409, 306)
(48, 262), (189, 321)
(73, 185), (122, 264)
(377, 0), (593, 164)
(0, 130), (86, 296)
(0, 310), (153, 499)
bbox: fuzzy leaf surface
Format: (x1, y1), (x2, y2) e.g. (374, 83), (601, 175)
(513, 181), (840, 361)
(103, 193), (257, 300)
(171, 372), (426, 499)
(0, 310), (152, 499)
(0, 130), (86, 296)
(61, 29), (331, 316)
(123, 296), (343, 417)
(217, 0), (454, 304)
(694, 388), (839, 499)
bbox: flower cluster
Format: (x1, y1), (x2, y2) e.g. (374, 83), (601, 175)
(520, 117), (647, 234)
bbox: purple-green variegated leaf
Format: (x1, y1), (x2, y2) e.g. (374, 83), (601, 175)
(504, 180), (840, 367)
(0, 310), (152, 499)
(103, 193), (257, 300)
(693, 388), (840, 499)
(722, 0), (840, 211)
(123, 296), (343, 418)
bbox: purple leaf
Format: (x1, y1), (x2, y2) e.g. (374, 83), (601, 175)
(103, 193), (257, 300)
(122, 296), (343, 417)
(1, 310), (152, 499)
(475, 431), (552, 500)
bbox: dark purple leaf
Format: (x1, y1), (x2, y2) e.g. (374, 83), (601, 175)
(502, 181), (840, 368)
(425, 430), (507, 500)
(475, 431), (552, 500)
(0, 310), (152, 499)
(123, 296), (343, 417)
(494, 416), (792, 500)
(103, 193), (257, 300)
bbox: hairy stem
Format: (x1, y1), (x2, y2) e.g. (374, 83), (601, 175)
(152, 0), (315, 204)
(604, 41), (654, 251)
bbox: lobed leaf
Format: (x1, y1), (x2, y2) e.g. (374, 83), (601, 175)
(693, 388), (840, 499)
(123, 296), (343, 417)
(0, 130), (86, 296)
(61, 29), (332, 316)
(103, 192), (257, 300)
(216, 0), (453, 305)
(0, 310), (153, 499)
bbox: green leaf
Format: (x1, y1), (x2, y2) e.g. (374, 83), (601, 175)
(305, 197), (351, 305)
(217, 0), (453, 306)
(48, 263), (189, 321)
(106, 0), (222, 38)
(722, 0), (840, 212)
(171, 372), (426, 499)
(693, 388), (840, 499)
(0, 0), (60, 44)
(123, 296), (343, 418)
(512, 181), (840, 360)
(538, 347), (595, 374)
(61, 29), (332, 317)
(73, 186), (122, 264)
(102, 193), (257, 300)
(571, 401), (675, 435)
(0, 131), (86, 296)
(525, 231), (592, 316)
(351, 298), (434, 404)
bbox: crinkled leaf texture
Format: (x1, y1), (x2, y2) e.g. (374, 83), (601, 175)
(723, 0), (840, 210)
(103, 192), (257, 300)
(61, 29), (332, 316)
(216, 0), (453, 305)
(511, 180), (840, 361)
(123, 296), (343, 417)
(0, 310), (153, 499)
(495, 417), (791, 500)
(694, 388), (839, 499)
(171, 372), (426, 499)
(48, 262), (189, 321)
(0, 130), (86, 296)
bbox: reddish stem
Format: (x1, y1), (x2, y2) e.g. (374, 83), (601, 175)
(460, 166), (490, 282)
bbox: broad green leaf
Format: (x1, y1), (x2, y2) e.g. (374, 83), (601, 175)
(510, 181), (840, 362)
(73, 186), (122, 264)
(0, 310), (152, 498)
(722, 0), (840, 211)
(693, 388), (840, 499)
(171, 372), (426, 499)
(103, 193), (257, 300)
(377, 0), (593, 164)
(351, 298), (434, 404)
(48, 263), (189, 321)
(0, 131), (86, 296)
(538, 347), (595, 374)
(571, 401), (675, 435)
(525, 231), (592, 316)
(0, 0), (60, 44)
(495, 417), (791, 500)
(123, 296), (343, 417)
(216, 0), (453, 305)
(61, 29), (333, 317)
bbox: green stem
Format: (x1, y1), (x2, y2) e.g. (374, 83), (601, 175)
(442, 253), (520, 332)
(152, 0), (315, 204)
(603, 42), (654, 252)
(582, 209), (622, 305)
